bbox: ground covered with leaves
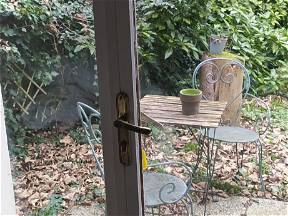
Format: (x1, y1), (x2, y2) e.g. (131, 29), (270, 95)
(11, 96), (288, 215)
(11, 131), (105, 215)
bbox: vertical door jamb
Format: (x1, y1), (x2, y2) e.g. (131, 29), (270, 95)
(93, 0), (143, 215)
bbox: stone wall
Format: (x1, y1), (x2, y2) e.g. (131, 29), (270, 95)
(21, 59), (98, 129)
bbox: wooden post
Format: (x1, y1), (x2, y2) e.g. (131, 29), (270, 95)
(200, 53), (244, 125)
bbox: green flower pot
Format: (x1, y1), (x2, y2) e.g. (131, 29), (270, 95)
(180, 89), (202, 115)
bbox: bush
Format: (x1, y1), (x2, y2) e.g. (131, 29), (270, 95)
(0, 0), (95, 148)
(137, 0), (288, 95)
(1, 0), (288, 147)
(137, 0), (211, 94)
(0, 0), (95, 105)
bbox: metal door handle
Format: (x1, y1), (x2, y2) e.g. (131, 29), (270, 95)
(114, 119), (151, 135)
(115, 92), (151, 166)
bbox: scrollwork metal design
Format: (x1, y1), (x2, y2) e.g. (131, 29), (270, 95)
(192, 58), (250, 95)
(159, 182), (176, 204)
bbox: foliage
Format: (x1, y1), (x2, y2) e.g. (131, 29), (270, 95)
(137, 0), (210, 94)
(137, 0), (288, 95)
(243, 96), (288, 132)
(0, 0), (94, 103)
(69, 127), (87, 144)
(183, 142), (198, 153)
(270, 97), (288, 131)
(0, 0), (95, 87)
(0, 0), (94, 148)
(1, 0), (288, 97)
(1, 0), (288, 149)
(30, 194), (63, 216)
(207, 0), (288, 95)
(4, 107), (27, 157)
(211, 180), (242, 195)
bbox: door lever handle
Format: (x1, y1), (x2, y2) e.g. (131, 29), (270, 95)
(115, 92), (151, 166)
(114, 119), (151, 135)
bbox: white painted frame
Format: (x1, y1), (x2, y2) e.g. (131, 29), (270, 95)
(0, 87), (16, 215)
(93, 0), (143, 215)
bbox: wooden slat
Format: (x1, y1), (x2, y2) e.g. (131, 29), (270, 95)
(141, 103), (226, 113)
(153, 118), (219, 128)
(141, 112), (221, 121)
(140, 112), (164, 129)
(141, 99), (226, 110)
(142, 95), (227, 107)
(141, 107), (224, 115)
(141, 101), (226, 110)
(141, 107), (223, 115)
(141, 103), (225, 112)
(140, 95), (227, 128)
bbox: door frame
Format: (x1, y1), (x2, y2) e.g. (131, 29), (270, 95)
(0, 87), (16, 215)
(93, 0), (143, 215)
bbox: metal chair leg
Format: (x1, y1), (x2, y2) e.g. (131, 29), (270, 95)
(186, 193), (194, 216)
(151, 207), (155, 216)
(158, 205), (161, 216)
(240, 144), (245, 168)
(235, 142), (239, 168)
(257, 139), (265, 192)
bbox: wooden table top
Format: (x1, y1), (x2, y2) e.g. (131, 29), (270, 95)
(140, 95), (227, 128)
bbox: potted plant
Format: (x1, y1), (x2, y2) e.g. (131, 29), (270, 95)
(209, 34), (228, 54)
(180, 88), (202, 115)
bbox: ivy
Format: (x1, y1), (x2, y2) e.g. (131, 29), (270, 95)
(0, 0), (95, 150)
(1, 0), (288, 146)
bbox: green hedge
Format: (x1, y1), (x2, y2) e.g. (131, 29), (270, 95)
(137, 0), (288, 95)
(1, 0), (287, 148)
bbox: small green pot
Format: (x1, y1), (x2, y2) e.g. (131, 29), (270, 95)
(180, 89), (202, 115)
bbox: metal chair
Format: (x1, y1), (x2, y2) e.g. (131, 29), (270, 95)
(191, 58), (271, 191)
(77, 102), (104, 178)
(144, 161), (194, 215)
(77, 102), (194, 215)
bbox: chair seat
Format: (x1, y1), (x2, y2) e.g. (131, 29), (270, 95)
(203, 126), (259, 143)
(143, 172), (187, 207)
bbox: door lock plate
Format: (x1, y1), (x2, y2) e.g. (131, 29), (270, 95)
(114, 92), (151, 166)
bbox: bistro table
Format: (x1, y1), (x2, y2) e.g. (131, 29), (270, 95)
(141, 95), (227, 215)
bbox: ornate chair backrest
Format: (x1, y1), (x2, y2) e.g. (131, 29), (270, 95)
(76, 102), (104, 178)
(192, 58), (251, 126)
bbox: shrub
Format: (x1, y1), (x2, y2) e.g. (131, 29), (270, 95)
(137, 0), (288, 95)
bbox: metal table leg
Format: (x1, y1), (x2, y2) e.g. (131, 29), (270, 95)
(190, 127), (219, 216)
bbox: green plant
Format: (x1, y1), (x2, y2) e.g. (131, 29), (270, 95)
(137, 0), (210, 95)
(1, 0), (95, 147)
(137, 0), (288, 96)
(31, 134), (46, 145)
(243, 96), (288, 132)
(180, 89), (201, 96)
(50, 133), (64, 146)
(69, 127), (86, 144)
(149, 124), (162, 141)
(183, 142), (198, 153)
(207, 0), (288, 95)
(2, 0), (288, 152)
(270, 98), (288, 131)
(30, 194), (63, 216)
(4, 107), (27, 157)
(211, 179), (242, 194)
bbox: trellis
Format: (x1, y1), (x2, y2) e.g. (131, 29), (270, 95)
(3, 64), (47, 116)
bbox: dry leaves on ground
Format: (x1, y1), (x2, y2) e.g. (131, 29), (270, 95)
(11, 133), (104, 215)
